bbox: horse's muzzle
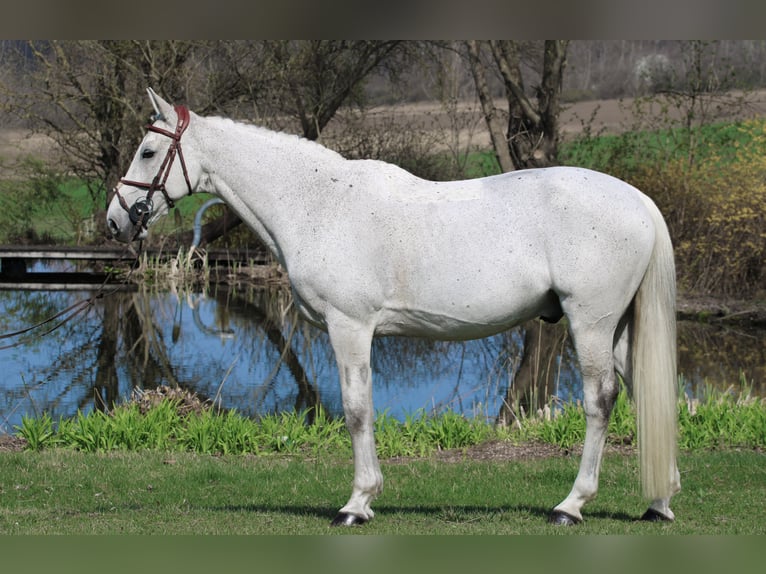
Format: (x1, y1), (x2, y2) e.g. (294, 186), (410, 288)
(106, 210), (148, 243)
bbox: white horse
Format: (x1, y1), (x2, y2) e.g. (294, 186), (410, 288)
(107, 89), (680, 526)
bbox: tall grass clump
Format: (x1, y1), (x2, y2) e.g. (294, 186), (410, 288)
(512, 388), (635, 450)
(516, 383), (766, 452)
(373, 409), (493, 458)
(679, 384), (766, 450)
(14, 395), (493, 458)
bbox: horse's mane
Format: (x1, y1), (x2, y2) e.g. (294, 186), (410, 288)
(204, 115), (345, 162)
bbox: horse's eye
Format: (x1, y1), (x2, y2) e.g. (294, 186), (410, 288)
(142, 149), (155, 159)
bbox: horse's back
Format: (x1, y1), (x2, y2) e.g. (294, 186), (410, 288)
(354, 166), (657, 337)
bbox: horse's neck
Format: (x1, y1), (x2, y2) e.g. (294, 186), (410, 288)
(194, 118), (345, 262)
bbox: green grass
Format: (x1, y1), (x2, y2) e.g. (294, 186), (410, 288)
(14, 385), (766, 455)
(558, 119), (766, 173)
(0, 445), (762, 534)
(4, 385), (764, 534)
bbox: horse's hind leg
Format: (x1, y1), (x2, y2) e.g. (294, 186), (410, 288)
(550, 318), (620, 525)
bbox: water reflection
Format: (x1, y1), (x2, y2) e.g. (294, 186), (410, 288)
(0, 284), (763, 433)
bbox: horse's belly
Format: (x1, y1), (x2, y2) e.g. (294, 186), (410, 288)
(372, 247), (556, 339)
(374, 310), (519, 339)
(374, 288), (551, 340)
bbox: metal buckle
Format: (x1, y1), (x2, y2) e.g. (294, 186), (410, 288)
(128, 198), (154, 227)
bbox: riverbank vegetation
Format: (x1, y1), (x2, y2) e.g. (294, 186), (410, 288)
(13, 384), (765, 456)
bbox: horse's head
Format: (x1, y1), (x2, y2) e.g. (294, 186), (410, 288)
(107, 88), (200, 242)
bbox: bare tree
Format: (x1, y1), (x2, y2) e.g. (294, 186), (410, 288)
(2, 41), (200, 210)
(463, 41), (571, 419)
(0, 40), (407, 246)
(183, 40), (407, 141)
(466, 40), (569, 170)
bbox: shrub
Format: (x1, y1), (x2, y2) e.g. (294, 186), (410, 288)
(563, 121), (766, 298)
(628, 122), (766, 297)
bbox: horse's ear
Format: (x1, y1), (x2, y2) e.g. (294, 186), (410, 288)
(147, 88), (174, 122)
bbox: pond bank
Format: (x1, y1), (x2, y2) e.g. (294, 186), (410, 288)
(173, 257), (766, 327)
(677, 294), (766, 328)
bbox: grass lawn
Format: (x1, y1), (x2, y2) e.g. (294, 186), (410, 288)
(1, 446), (763, 535)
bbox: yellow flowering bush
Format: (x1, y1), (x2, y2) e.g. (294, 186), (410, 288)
(617, 121), (765, 298)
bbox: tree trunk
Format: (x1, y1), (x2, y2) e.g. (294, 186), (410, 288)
(465, 40), (571, 420)
(465, 41), (515, 173)
(473, 40), (569, 170)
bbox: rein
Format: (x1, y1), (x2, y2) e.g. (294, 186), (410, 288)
(114, 105), (194, 230)
(0, 291), (104, 350)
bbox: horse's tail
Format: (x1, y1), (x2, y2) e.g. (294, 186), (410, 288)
(632, 194), (678, 500)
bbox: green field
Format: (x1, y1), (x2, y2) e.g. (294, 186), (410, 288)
(0, 167), (218, 244)
(0, 446), (763, 535)
(4, 386), (765, 534)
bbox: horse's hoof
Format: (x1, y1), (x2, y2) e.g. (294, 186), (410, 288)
(330, 512), (368, 527)
(548, 510), (582, 525)
(640, 508), (673, 522)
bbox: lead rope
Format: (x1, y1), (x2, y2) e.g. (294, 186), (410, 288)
(1, 106), (191, 350)
(0, 242), (142, 351)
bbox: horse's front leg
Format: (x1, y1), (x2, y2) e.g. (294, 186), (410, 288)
(327, 316), (382, 526)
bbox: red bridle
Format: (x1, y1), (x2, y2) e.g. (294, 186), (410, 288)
(114, 105), (194, 229)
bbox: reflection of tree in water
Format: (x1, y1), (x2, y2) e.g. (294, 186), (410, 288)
(212, 286), (324, 421)
(120, 290), (185, 392)
(0, 290), (69, 330)
(678, 322), (766, 397)
(5, 284), (762, 427)
(2, 284), (326, 420)
(51, 289), (181, 414)
(0, 290), (111, 417)
(93, 293), (119, 410)
(372, 338), (458, 387)
(497, 320), (576, 425)
(112, 284), (327, 420)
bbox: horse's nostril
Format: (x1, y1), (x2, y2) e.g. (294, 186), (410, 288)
(107, 218), (120, 237)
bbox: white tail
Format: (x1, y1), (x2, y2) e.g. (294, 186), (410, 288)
(632, 195), (678, 499)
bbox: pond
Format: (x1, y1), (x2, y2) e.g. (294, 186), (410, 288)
(0, 281), (763, 433)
